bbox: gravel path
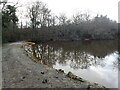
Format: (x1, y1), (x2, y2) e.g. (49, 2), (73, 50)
(2, 42), (106, 88)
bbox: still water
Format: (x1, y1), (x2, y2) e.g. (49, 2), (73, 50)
(25, 40), (118, 88)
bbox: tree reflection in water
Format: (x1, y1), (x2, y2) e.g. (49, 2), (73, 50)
(25, 40), (118, 70)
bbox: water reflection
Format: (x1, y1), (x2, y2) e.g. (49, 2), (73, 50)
(25, 40), (118, 88)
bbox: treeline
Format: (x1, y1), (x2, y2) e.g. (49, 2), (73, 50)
(2, 1), (118, 43)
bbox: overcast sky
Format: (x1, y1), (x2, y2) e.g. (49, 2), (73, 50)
(7, 0), (119, 22)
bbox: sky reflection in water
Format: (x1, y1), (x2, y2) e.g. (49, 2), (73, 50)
(53, 52), (118, 88)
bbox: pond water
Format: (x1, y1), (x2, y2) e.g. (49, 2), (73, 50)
(25, 40), (119, 88)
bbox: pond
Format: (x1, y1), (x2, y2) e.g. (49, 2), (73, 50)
(25, 40), (119, 88)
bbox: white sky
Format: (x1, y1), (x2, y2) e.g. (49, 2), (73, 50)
(7, 0), (119, 22)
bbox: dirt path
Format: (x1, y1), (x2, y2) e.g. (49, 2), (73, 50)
(2, 42), (106, 88)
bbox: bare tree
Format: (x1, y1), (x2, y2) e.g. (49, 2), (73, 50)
(40, 5), (51, 28)
(72, 11), (90, 25)
(27, 1), (41, 28)
(72, 12), (82, 25)
(57, 13), (67, 25)
(50, 15), (56, 26)
(0, 0), (8, 10)
(27, 1), (51, 28)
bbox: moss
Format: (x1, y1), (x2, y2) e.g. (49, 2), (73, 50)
(66, 72), (85, 82)
(67, 72), (78, 79)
